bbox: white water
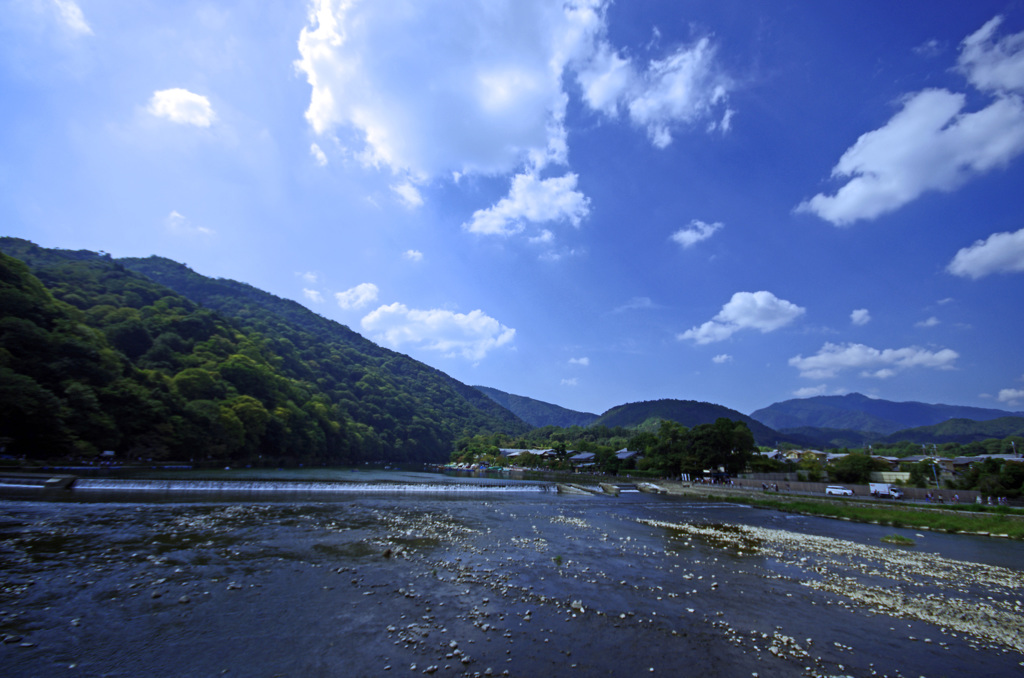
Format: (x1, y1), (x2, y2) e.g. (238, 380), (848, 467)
(72, 478), (554, 494)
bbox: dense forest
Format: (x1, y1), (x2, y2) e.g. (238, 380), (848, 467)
(0, 239), (528, 466)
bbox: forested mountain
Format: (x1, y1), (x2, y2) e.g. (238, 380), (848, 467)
(0, 238), (528, 465)
(750, 393), (1022, 435)
(880, 417), (1024, 446)
(473, 386), (598, 428)
(590, 399), (796, 447)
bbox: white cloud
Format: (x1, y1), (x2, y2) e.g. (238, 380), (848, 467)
(295, 0), (732, 235)
(947, 226), (1024, 278)
(796, 17), (1024, 226)
(303, 289), (324, 304)
(391, 181), (424, 209)
(670, 220), (723, 248)
(796, 89), (1024, 225)
(625, 40), (732, 148)
(794, 384), (829, 398)
(402, 249), (423, 262)
(147, 89), (216, 127)
(569, 357), (590, 366)
(52, 0), (92, 36)
(310, 143), (328, 166)
(850, 308), (871, 326)
(788, 342), (959, 379)
(164, 210), (213, 236)
(957, 16), (1024, 94)
(335, 282), (379, 310)
(464, 172), (590, 236)
(561, 378), (579, 387)
(299, 271), (318, 284)
(295, 0), (595, 178)
(679, 291), (805, 345)
(529, 229), (555, 245)
(916, 316), (940, 328)
(360, 303), (515, 361)
(712, 354), (732, 364)
(998, 388), (1024, 405)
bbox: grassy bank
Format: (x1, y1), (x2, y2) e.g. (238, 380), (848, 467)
(717, 494), (1024, 539)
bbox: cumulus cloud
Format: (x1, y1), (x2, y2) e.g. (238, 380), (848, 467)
(296, 0), (732, 231)
(796, 17), (1024, 226)
(916, 316), (940, 328)
(299, 271), (318, 284)
(998, 388), (1024, 405)
(679, 291), (805, 345)
(712, 354), (732, 364)
(335, 282), (379, 310)
(53, 0), (92, 36)
(360, 303), (515, 361)
(303, 289), (324, 304)
(947, 226), (1024, 278)
(788, 342), (959, 379)
(671, 220), (723, 248)
(310, 143), (328, 166)
(403, 249), (424, 262)
(164, 210), (213, 236)
(464, 172), (590, 236)
(148, 89), (216, 127)
(391, 181), (424, 209)
(569, 356), (590, 366)
(850, 308), (871, 326)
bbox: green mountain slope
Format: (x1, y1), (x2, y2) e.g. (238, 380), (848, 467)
(881, 417), (1024, 445)
(750, 393), (1022, 435)
(591, 399), (799, 447)
(473, 386), (598, 428)
(0, 238), (527, 464)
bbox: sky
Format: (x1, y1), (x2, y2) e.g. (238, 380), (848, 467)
(3, 1), (1024, 418)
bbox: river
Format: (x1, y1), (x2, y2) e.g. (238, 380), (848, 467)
(1, 469), (1022, 677)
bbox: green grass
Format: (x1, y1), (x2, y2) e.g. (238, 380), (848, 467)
(723, 495), (1024, 539)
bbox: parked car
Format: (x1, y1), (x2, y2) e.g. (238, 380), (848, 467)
(825, 485), (853, 496)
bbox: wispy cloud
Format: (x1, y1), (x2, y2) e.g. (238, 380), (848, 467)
(303, 289), (324, 304)
(569, 356), (590, 366)
(670, 219), (723, 249)
(789, 342), (959, 379)
(164, 211), (213, 236)
(402, 249), (424, 262)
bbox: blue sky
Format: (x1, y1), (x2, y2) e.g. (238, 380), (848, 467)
(3, 1), (1024, 417)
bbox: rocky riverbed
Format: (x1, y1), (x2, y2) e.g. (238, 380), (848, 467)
(2, 488), (1024, 677)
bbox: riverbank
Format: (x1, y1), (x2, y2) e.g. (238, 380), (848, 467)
(653, 480), (1024, 539)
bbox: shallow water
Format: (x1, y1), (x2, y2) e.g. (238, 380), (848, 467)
(1, 475), (1023, 677)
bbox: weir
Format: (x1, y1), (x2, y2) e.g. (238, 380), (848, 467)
(71, 478), (555, 496)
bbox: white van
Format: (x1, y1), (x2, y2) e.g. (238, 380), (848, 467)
(825, 485), (853, 496)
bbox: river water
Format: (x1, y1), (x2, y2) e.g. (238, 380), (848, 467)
(1, 469), (1022, 677)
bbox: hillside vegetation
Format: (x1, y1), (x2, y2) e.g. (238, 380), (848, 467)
(592, 399), (797, 447)
(0, 238), (527, 465)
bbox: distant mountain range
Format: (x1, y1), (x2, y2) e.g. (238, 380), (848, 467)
(473, 386), (598, 429)
(749, 393), (1022, 436)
